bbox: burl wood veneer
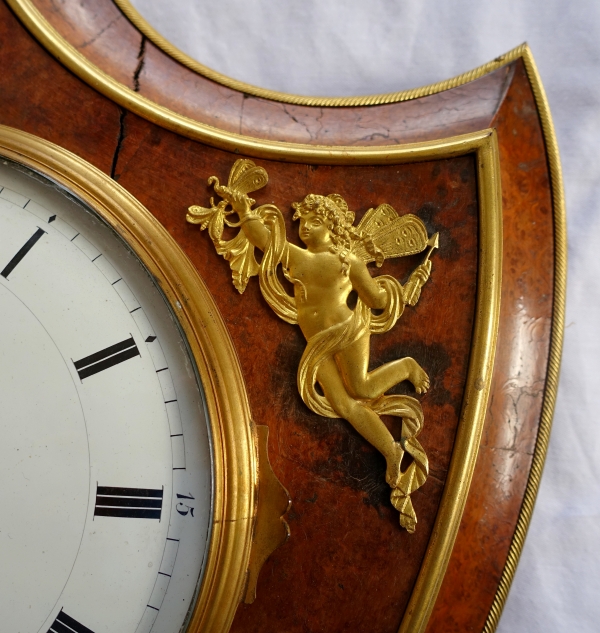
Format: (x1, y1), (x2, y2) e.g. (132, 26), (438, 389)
(29, 0), (514, 145)
(0, 1), (561, 631)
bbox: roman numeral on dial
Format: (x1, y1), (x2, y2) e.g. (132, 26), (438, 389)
(1, 227), (46, 279)
(73, 336), (139, 380)
(47, 609), (95, 633)
(94, 486), (163, 520)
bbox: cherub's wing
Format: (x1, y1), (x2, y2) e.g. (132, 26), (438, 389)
(370, 214), (429, 260)
(355, 203), (398, 236)
(353, 204), (429, 264)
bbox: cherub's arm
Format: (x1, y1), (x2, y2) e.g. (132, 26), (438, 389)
(231, 190), (308, 266)
(349, 256), (388, 309)
(351, 256), (432, 308)
(229, 191), (271, 251)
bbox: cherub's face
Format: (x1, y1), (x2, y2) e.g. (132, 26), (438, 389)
(298, 212), (331, 248)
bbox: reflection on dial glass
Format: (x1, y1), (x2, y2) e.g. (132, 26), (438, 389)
(0, 161), (212, 633)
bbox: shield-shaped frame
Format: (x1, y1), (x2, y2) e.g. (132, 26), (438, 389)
(1, 0), (565, 631)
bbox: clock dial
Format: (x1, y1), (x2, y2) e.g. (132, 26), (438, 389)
(0, 162), (212, 633)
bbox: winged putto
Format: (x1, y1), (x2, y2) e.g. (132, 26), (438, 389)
(187, 159), (438, 532)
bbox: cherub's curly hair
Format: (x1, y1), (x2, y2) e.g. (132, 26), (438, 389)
(292, 193), (360, 274)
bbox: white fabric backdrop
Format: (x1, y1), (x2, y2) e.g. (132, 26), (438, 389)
(130, 2), (600, 630)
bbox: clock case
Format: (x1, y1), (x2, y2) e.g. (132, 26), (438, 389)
(0, 1), (566, 632)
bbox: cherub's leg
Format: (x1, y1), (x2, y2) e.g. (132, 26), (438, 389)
(317, 356), (403, 486)
(336, 334), (430, 399)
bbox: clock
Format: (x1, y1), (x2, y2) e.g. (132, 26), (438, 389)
(0, 0), (566, 629)
(0, 127), (281, 633)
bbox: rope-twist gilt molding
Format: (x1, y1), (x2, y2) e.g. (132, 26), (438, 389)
(482, 46), (566, 633)
(113, 0), (526, 108)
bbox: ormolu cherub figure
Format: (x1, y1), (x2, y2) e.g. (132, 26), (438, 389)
(187, 159), (437, 532)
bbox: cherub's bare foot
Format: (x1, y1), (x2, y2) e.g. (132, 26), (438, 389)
(408, 359), (430, 394)
(385, 441), (404, 487)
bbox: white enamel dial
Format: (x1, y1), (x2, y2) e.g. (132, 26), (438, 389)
(0, 162), (212, 633)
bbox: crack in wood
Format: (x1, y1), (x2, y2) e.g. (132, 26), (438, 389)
(110, 107), (127, 180)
